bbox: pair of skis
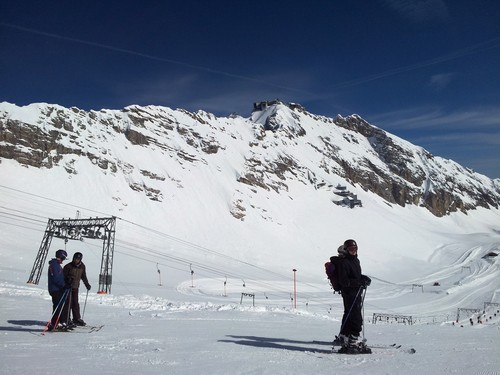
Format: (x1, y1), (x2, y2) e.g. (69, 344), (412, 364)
(50, 324), (104, 333)
(34, 324), (104, 336)
(335, 342), (416, 355)
(332, 337), (416, 355)
(371, 343), (416, 354)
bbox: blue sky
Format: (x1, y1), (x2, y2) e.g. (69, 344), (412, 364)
(1, 1), (499, 178)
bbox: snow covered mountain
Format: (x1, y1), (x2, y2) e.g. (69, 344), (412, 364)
(1, 100), (499, 219)
(1, 98), (499, 288)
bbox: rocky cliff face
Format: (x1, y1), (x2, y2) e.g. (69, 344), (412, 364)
(1, 101), (498, 217)
(329, 114), (499, 215)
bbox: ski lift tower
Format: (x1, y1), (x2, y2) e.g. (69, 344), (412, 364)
(27, 216), (117, 294)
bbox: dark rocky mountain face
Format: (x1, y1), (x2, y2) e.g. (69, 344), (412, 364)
(329, 114), (499, 216)
(1, 101), (498, 217)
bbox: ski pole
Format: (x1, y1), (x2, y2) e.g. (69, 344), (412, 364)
(82, 289), (89, 319)
(64, 288), (73, 326)
(361, 287), (368, 342)
(54, 289), (71, 328)
(43, 289), (70, 333)
(43, 289), (68, 332)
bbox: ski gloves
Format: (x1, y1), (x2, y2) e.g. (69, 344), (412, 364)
(361, 275), (371, 288)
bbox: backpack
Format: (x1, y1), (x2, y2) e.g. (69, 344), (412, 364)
(325, 256), (343, 293)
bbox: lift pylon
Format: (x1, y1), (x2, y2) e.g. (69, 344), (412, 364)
(27, 216), (116, 294)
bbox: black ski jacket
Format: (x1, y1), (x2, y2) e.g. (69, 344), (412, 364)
(338, 253), (363, 289)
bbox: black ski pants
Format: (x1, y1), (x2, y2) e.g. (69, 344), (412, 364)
(69, 288), (82, 321)
(49, 289), (69, 325)
(340, 287), (363, 337)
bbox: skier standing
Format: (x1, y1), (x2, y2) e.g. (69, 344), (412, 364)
(47, 249), (70, 330)
(63, 252), (91, 326)
(337, 239), (371, 354)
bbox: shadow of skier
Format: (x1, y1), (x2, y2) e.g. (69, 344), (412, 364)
(0, 320), (46, 332)
(219, 335), (333, 354)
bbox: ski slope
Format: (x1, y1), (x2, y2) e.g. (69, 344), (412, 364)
(0, 152), (499, 374)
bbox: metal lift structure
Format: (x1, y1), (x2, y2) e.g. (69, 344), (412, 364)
(27, 216), (116, 294)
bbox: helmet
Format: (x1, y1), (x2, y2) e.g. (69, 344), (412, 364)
(73, 252), (83, 261)
(344, 239), (357, 249)
(55, 249), (67, 260)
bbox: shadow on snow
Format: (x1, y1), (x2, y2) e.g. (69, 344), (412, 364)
(0, 320), (46, 332)
(219, 335), (333, 354)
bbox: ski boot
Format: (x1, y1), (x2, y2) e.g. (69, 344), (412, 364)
(57, 322), (75, 331)
(355, 340), (372, 354)
(332, 334), (348, 347)
(337, 335), (372, 354)
(73, 318), (86, 326)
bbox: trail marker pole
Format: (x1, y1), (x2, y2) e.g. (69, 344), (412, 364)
(292, 269), (297, 309)
(190, 264), (194, 287)
(156, 263), (162, 286)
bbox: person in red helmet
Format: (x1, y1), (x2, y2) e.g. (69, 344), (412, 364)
(63, 252), (91, 326)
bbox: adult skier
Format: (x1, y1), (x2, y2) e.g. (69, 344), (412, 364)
(63, 252), (91, 326)
(47, 249), (70, 330)
(337, 239), (371, 354)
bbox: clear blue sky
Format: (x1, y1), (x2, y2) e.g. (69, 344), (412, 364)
(1, 1), (499, 178)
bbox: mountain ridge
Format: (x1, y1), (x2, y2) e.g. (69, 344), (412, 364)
(1, 100), (498, 218)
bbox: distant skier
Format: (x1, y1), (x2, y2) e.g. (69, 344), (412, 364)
(47, 249), (70, 330)
(64, 252), (91, 326)
(337, 239), (371, 354)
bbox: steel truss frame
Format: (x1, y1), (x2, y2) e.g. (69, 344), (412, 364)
(27, 216), (116, 293)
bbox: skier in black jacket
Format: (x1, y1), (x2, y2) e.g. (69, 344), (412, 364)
(337, 239), (371, 353)
(63, 252), (91, 326)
